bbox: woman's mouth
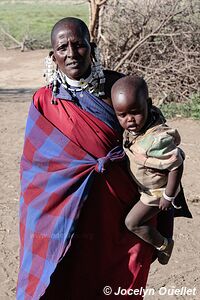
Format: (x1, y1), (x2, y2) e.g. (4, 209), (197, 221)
(66, 61), (80, 68)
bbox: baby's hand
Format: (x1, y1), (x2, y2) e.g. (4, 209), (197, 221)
(159, 196), (172, 211)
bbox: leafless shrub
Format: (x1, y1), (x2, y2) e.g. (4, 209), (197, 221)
(0, 28), (45, 51)
(96, 0), (200, 104)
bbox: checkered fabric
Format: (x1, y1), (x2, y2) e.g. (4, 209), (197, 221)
(17, 103), (125, 299)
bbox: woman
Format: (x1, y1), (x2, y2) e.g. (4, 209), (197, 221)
(17, 17), (154, 300)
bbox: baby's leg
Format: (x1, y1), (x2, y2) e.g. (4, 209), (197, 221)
(125, 200), (164, 248)
(125, 200), (174, 264)
(157, 209), (174, 239)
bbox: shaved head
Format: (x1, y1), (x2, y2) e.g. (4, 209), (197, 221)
(111, 75), (149, 105)
(111, 75), (150, 132)
(51, 17), (90, 47)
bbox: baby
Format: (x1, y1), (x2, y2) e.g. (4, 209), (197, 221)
(111, 75), (185, 264)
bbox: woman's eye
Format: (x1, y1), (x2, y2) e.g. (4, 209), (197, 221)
(76, 43), (85, 48)
(58, 46), (66, 51)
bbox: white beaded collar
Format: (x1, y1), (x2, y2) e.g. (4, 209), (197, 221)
(58, 70), (93, 88)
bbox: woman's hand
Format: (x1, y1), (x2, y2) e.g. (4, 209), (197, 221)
(159, 196), (172, 210)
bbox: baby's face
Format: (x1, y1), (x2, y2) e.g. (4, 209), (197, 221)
(113, 90), (148, 132)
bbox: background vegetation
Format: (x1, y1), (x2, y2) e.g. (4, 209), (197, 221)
(0, 0), (199, 119)
(160, 94), (200, 119)
(0, 1), (88, 48)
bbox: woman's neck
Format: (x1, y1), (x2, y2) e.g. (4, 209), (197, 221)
(62, 67), (92, 85)
(63, 73), (92, 88)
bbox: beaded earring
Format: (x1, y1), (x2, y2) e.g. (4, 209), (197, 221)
(43, 51), (58, 104)
(44, 51), (55, 85)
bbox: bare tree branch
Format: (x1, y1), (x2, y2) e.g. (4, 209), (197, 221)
(97, 0), (200, 103)
(88, 0), (107, 42)
(114, 0), (180, 70)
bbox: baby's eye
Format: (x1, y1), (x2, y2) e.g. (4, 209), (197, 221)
(119, 115), (127, 119)
(130, 110), (139, 115)
(131, 111), (143, 116)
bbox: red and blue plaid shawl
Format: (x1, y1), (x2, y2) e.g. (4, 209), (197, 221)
(17, 88), (154, 300)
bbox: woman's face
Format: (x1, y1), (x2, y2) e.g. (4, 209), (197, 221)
(52, 23), (91, 80)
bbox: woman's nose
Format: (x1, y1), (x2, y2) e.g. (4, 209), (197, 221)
(66, 43), (75, 57)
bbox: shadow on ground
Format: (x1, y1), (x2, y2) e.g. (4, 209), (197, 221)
(0, 88), (37, 102)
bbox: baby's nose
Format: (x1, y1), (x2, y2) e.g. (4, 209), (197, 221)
(127, 115), (134, 122)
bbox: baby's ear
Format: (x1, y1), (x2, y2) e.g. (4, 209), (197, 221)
(147, 97), (152, 107)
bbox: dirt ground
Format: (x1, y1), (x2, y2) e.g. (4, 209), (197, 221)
(0, 49), (200, 300)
